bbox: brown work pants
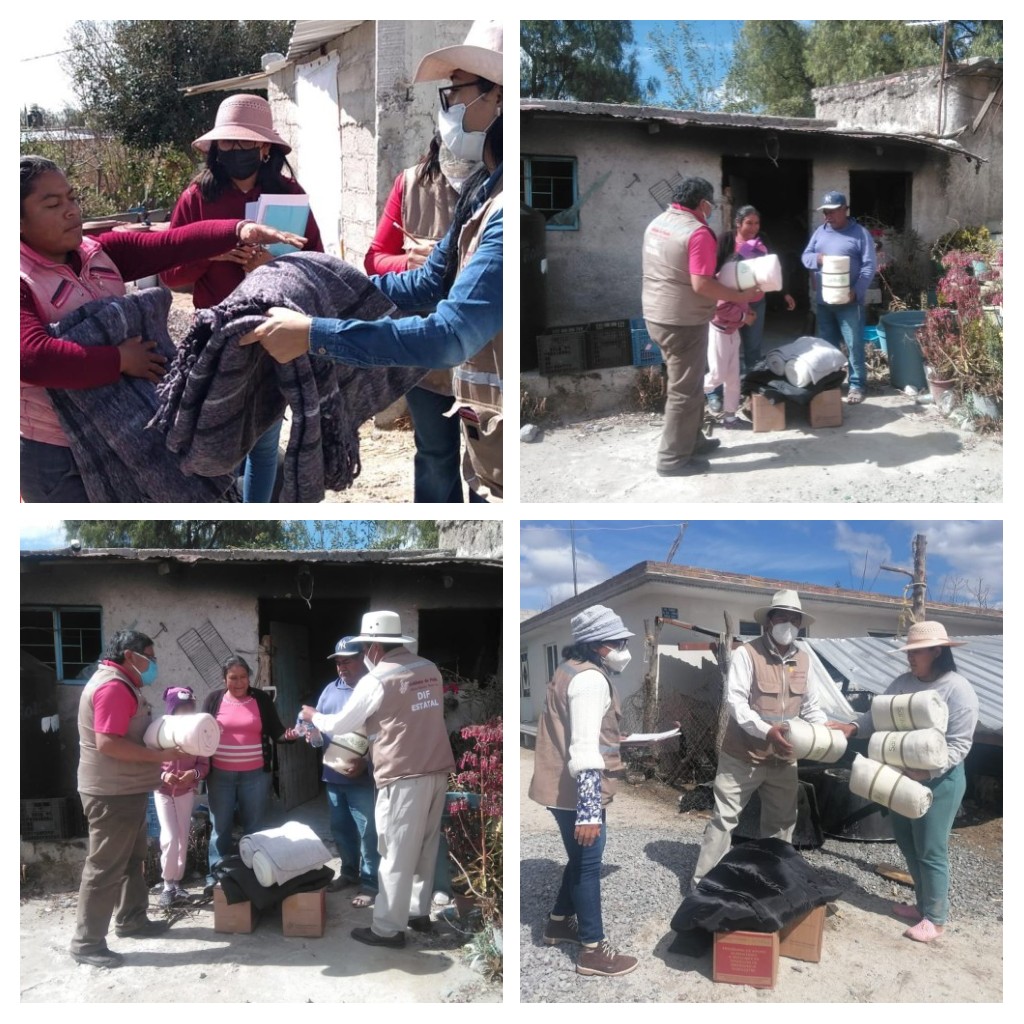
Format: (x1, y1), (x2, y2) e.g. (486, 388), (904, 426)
(647, 320), (709, 470)
(70, 792), (150, 954)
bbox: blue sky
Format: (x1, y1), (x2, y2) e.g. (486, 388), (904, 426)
(521, 520), (1003, 612)
(632, 21), (741, 105)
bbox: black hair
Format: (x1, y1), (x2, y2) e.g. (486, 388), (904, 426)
(20, 155), (61, 214)
(102, 629), (154, 664)
(931, 646), (957, 675)
(734, 204), (760, 225)
(671, 176), (713, 209)
(560, 641), (606, 664)
(415, 132), (444, 188)
(440, 78), (502, 294)
(221, 655), (252, 680)
(195, 143), (296, 202)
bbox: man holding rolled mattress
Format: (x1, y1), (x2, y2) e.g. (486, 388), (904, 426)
(691, 590), (834, 886)
(305, 635), (380, 908)
(299, 611), (455, 948)
(801, 190), (876, 405)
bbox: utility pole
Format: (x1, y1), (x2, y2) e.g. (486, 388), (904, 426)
(881, 532), (928, 626)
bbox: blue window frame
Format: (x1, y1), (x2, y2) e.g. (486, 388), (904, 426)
(521, 155), (578, 230)
(21, 605), (103, 682)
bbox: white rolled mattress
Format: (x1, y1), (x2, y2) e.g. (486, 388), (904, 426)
(143, 713), (221, 757)
(871, 691), (948, 733)
(784, 718), (847, 763)
(239, 821), (331, 888)
(868, 728), (948, 771)
(849, 753), (933, 819)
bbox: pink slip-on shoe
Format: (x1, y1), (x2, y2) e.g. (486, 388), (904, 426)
(904, 918), (943, 943)
(892, 903), (923, 923)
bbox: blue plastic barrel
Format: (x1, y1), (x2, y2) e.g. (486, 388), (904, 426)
(879, 311), (927, 390)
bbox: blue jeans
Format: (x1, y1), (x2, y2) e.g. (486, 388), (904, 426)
(20, 438), (89, 503)
(326, 782), (380, 893)
(739, 296), (767, 375)
(889, 762), (966, 925)
(549, 807), (607, 945)
(405, 386), (463, 503)
(243, 420), (282, 503)
(815, 301), (866, 391)
(206, 767), (271, 881)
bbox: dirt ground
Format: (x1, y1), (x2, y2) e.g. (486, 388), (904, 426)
(519, 749), (1003, 1003)
(519, 391), (1002, 503)
(19, 792), (500, 1004)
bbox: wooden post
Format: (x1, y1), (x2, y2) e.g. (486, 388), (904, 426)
(911, 533), (928, 622)
(642, 617), (662, 733)
(715, 611), (736, 752)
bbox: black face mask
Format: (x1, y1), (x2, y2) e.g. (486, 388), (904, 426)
(217, 148), (262, 181)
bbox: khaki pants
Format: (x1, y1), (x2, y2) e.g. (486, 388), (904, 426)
(70, 792), (150, 954)
(691, 750), (798, 886)
(647, 320), (709, 470)
(371, 772), (448, 937)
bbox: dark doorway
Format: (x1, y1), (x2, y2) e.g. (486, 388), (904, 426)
(418, 607), (501, 683)
(720, 155), (813, 311)
(849, 170), (911, 230)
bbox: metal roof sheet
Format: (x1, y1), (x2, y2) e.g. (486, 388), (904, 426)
(805, 635), (1003, 734)
(286, 21), (364, 61)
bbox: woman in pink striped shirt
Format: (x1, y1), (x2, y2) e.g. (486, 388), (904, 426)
(201, 656), (297, 891)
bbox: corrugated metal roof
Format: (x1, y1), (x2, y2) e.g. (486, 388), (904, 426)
(805, 635), (1002, 734)
(20, 548), (500, 570)
(520, 98), (987, 166)
(286, 20), (364, 61)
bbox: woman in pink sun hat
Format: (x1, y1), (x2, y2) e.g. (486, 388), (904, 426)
(832, 621), (979, 943)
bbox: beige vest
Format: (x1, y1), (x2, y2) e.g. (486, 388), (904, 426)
(402, 167), (459, 397)
(641, 205), (717, 326)
(529, 660), (624, 809)
(720, 636), (810, 765)
(77, 664), (160, 796)
(364, 649), (455, 786)
(451, 181), (503, 502)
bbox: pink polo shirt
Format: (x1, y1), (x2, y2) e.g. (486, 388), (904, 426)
(212, 696), (264, 771)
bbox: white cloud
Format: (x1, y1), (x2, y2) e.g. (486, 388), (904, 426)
(520, 526), (614, 608)
(912, 520), (1003, 600)
(20, 520), (65, 550)
(833, 522), (893, 589)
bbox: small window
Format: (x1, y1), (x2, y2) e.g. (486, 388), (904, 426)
(21, 605), (103, 682)
(520, 650), (531, 698)
(521, 155), (578, 229)
(544, 642), (559, 681)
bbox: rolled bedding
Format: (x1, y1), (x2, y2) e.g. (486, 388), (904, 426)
(868, 728), (948, 771)
(871, 691), (948, 733)
(143, 713), (221, 757)
(849, 753), (933, 819)
(239, 821), (331, 888)
(784, 718), (847, 763)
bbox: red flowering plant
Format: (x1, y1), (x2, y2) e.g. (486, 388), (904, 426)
(444, 717), (503, 923)
(917, 249), (1002, 399)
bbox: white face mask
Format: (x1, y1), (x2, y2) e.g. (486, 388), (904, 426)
(770, 622), (799, 647)
(437, 93), (497, 165)
(602, 648), (632, 674)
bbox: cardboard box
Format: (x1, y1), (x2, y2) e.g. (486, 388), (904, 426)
(751, 393), (786, 432)
(282, 889), (327, 938)
(213, 886), (256, 934)
(779, 905), (826, 962)
(713, 930), (779, 988)
(809, 388), (843, 428)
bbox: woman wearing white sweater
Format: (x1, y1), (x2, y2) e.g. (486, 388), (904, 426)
(528, 604), (638, 978)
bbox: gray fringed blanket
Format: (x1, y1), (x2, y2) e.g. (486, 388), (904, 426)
(47, 288), (235, 502)
(150, 252), (427, 502)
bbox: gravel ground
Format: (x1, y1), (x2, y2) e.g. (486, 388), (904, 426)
(519, 750), (1003, 1003)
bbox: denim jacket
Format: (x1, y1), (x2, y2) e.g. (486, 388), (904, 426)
(308, 177), (503, 370)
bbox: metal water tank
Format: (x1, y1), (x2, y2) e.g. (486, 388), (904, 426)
(520, 203), (547, 371)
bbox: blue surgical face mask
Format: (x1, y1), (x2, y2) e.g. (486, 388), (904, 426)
(135, 652), (159, 687)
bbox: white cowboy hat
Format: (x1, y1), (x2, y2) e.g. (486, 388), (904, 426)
(886, 621), (966, 653)
(350, 610), (416, 645)
(414, 21), (503, 86)
(753, 589), (815, 626)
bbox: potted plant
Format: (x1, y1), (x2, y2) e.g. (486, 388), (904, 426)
(916, 248), (1003, 416)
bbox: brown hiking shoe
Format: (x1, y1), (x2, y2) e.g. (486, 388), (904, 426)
(543, 915), (580, 945)
(576, 939), (639, 977)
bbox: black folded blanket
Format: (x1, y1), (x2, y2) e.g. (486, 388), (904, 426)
(667, 837), (842, 958)
(213, 854), (334, 911)
(151, 252), (427, 502)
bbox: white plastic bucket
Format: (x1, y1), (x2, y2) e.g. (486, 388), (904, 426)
(822, 255), (849, 274)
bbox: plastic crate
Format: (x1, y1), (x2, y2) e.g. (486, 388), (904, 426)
(547, 322), (590, 336)
(586, 325), (632, 369)
(21, 798), (71, 840)
(631, 326), (663, 366)
(537, 332), (588, 375)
